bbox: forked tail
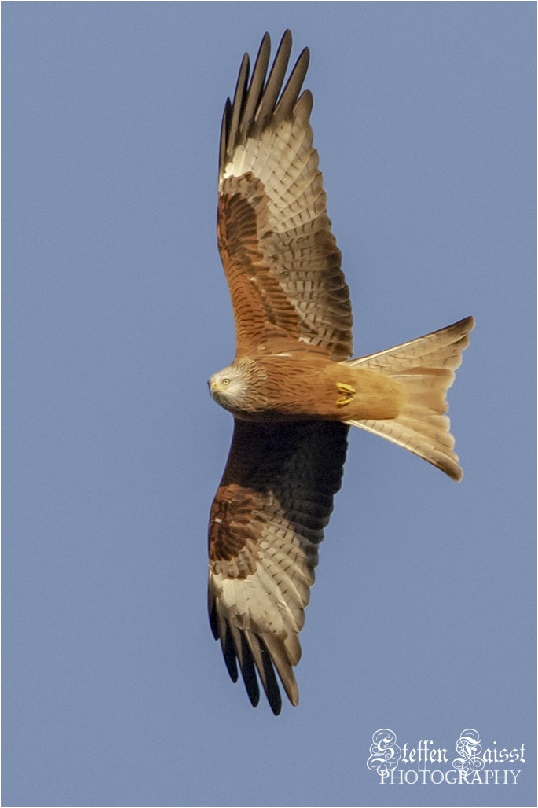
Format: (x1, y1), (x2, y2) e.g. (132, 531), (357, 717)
(345, 316), (474, 480)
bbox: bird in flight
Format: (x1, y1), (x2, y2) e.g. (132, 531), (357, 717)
(207, 30), (474, 714)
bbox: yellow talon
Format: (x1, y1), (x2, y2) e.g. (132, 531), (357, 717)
(336, 382), (356, 406)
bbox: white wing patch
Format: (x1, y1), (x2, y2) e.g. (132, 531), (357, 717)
(221, 117), (323, 235)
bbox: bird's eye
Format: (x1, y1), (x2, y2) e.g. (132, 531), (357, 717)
(222, 378), (230, 386)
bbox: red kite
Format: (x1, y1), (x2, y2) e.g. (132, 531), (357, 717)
(207, 30), (473, 714)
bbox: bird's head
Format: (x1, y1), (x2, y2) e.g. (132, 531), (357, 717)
(208, 363), (248, 412)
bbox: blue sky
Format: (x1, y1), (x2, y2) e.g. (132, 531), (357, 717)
(3, 3), (536, 806)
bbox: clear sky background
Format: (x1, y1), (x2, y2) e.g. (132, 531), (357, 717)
(3, 3), (536, 807)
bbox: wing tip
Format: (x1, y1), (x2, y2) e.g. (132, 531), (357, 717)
(220, 29), (311, 174)
(210, 600), (300, 714)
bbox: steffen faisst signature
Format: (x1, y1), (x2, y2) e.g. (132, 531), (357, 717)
(367, 729), (526, 786)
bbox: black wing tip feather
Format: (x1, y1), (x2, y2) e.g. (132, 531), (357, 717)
(210, 603), (284, 714)
(220, 30), (310, 172)
(231, 627), (284, 714)
(238, 632), (261, 708)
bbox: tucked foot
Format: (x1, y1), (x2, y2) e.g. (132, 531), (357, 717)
(336, 382), (356, 407)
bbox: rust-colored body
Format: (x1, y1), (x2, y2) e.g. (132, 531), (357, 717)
(230, 350), (404, 422)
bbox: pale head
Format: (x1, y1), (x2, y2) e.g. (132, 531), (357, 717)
(208, 363), (248, 412)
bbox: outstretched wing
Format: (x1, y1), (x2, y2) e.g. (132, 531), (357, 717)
(208, 420), (348, 714)
(218, 30), (353, 361)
